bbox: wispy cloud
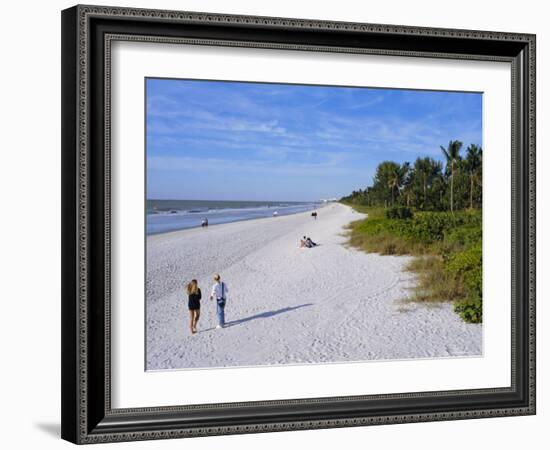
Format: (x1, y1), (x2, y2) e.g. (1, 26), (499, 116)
(146, 79), (482, 200)
(148, 153), (360, 177)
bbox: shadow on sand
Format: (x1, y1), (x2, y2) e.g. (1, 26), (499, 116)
(225, 303), (313, 328)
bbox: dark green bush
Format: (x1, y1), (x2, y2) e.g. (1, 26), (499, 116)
(445, 243), (482, 293)
(444, 225), (482, 249)
(445, 243), (482, 323)
(405, 212), (463, 242)
(356, 210), (482, 248)
(406, 211), (481, 243)
(454, 297), (482, 323)
(385, 206), (413, 220)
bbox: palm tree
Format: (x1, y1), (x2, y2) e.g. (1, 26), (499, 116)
(388, 171), (399, 206)
(420, 160), (429, 207)
(374, 161), (401, 207)
(400, 162), (411, 206)
(387, 162), (410, 206)
(414, 157), (442, 210)
(403, 183), (412, 206)
(465, 144), (482, 209)
(440, 140), (463, 213)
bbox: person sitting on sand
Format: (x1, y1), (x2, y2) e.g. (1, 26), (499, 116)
(210, 273), (228, 329)
(305, 236), (318, 247)
(186, 279), (202, 334)
(299, 237), (307, 248)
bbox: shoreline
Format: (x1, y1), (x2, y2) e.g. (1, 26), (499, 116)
(146, 202), (482, 370)
(147, 202), (328, 237)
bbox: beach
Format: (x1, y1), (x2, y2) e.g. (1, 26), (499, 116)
(146, 202), (482, 370)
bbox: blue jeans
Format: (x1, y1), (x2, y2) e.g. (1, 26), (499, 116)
(216, 299), (226, 326)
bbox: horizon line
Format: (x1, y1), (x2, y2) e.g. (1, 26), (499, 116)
(146, 198), (334, 203)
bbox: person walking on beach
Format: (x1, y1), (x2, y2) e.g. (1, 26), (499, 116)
(210, 273), (228, 329)
(186, 279), (202, 335)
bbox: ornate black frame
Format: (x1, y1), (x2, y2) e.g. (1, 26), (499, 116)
(61, 4), (536, 444)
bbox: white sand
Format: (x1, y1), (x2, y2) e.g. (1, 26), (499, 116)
(146, 203), (482, 370)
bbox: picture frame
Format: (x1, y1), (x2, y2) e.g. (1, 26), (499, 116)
(61, 4), (536, 444)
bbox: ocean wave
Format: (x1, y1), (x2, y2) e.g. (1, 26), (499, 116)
(146, 202), (324, 234)
(147, 202), (319, 217)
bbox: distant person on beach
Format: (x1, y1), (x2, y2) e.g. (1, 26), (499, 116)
(307, 237), (318, 247)
(302, 236), (318, 248)
(210, 273), (228, 329)
(201, 217), (208, 227)
(186, 279), (202, 334)
(312, 211), (317, 220)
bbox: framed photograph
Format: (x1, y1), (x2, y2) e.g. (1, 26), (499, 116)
(61, 4), (536, 444)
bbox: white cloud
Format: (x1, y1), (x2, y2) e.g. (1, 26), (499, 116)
(147, 154), (362, 177)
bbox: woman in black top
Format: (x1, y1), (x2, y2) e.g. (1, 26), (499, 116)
(187, 279), (201, 334)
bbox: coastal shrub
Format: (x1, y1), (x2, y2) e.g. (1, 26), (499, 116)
(351, 210), (482, 252)
(406, 211), (481, 244)
(351, 211), (480, 254)
(407, 257), (457, 302)
(385, 206), (413, 220)
(352, 217), (408, 240)
(445, 243), (482, 293)
(349, 230), (419, 255)
(406, 212), (463, 242)
(454, 297), (482, 324)
(444, 225), (482, 249)
(445, 243), (482, 323)
(406, 255), (441, 272)
(345, 204), (483, 323)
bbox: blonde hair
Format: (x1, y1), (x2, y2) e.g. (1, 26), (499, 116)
(187, 279), (199, 295)
(213, 273), (221, 282)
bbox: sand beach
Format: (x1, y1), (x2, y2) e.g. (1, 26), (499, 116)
(146, 203), (482, 370)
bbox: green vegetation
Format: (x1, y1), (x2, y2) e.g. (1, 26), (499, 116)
(385, 206), (413, 220)
(341, 140), (482, 323)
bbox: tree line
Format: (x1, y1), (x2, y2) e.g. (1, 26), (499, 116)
(341, 140), (482, 212)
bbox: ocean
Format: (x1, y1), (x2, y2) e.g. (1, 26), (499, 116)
(146, 199), (322, 235)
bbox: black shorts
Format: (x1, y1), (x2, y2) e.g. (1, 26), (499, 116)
(188, 299), (201, 310)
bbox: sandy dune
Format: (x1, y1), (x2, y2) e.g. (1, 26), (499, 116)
(146, 203), (481, 370)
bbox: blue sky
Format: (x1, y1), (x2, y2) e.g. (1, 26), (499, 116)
(146, 78), (482, 202)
